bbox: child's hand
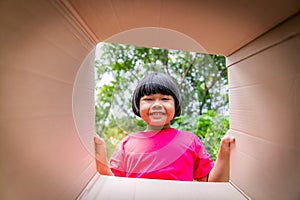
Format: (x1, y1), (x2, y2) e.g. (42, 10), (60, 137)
(220, 131), (235, 150)
(94, 134), (113, 176)
(94, 134), (106, 159)
(208, 130), (235, 182)
(218, 131), (235, 160)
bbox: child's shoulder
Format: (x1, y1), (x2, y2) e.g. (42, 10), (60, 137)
(174, 129), (204, 150)
(175, 128), (195, 135)
(174, 128), (199, 140)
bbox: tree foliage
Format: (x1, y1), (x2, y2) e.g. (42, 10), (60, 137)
(95, 43), (229, 160)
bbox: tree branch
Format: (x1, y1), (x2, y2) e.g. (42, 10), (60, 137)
(179, 55), (197, 90)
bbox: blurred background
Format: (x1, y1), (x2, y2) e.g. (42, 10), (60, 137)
(94, 43), (229, 161)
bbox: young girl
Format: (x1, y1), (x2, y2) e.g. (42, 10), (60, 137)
(94, 72), (235, 182)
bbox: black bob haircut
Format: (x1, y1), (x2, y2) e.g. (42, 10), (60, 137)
(132, 72), (182, 118)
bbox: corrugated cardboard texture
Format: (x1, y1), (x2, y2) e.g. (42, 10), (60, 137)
(0, 0), (95, 199)
(105, 27), (207, 54)
(67, 0), (299, 56)
(228, 14), (300, 200)
(78, 174), (247, 200)
(1, 0), (299, 199)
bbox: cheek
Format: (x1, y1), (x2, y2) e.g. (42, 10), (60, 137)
(167, 111), (175, 121)
(139, 105), (150, 120)
(140, 112), (151, 124)
(167, 103), (176, 117)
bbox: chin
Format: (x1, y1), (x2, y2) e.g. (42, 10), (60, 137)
(149, 123), (164, 127)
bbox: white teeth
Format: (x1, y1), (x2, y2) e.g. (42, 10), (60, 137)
(150, 112), (164, 115)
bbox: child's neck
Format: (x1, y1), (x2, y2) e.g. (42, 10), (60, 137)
(146, 124), (171, 132)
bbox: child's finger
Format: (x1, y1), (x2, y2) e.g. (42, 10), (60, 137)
(223, 130), (235, 142)
(94, 134), (107, 163)
(94, 134), (105, 145)
(221, 135), (235, 145)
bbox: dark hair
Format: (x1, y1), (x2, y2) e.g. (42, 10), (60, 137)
(132, 72), (182, 117)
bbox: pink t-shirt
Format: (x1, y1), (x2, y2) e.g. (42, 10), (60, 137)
(110, 128), (214, 181)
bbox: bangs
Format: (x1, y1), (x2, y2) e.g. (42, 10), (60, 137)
(138, 83), (174, 97)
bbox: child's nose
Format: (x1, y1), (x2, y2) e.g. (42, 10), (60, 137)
(152, 99), (163, 108)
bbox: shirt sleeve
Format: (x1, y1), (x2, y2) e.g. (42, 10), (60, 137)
(109, 137), (127, 177)
(193, 138), (214, 179)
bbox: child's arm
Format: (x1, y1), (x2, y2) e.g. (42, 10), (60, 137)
(208, 132), (235, 182)
(94, 134), (114, 176)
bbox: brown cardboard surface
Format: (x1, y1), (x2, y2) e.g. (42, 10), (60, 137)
(0, 0), (95, 199)
(1, 0), (300, 199)
(67, 0), (300, 56)
(228, 34), (300, 146)
(73, 49), (97, 157)
(78, 174), (247, 200)
(105, 27), (207, 53)
(228, 34), (299, 88)
(228, 14), (300, 200)
(227, 13), (300, 66)
(230, 130), (299, 200)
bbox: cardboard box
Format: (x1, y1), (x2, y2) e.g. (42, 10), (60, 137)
(0, 0), (299, 199)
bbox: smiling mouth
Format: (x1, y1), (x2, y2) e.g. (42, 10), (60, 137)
(149, 112), (166, 116)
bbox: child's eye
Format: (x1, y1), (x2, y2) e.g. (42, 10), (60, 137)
(162, 97), (170, 101)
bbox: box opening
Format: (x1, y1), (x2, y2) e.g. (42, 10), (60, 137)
(94, 42), (229, 162)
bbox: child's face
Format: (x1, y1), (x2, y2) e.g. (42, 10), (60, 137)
(139, 93), (175, 128)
